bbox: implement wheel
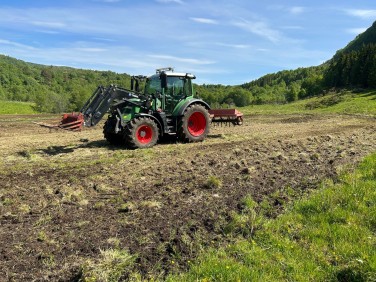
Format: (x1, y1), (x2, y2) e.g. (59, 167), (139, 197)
(124, 117), (159, 149)
(178, 104), (210, 143)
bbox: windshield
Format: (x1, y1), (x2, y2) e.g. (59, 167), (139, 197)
(144, 75), (161, 95)
(144, 74), (193, 97)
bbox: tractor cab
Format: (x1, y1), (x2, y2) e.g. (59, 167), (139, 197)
(144, 68), (196, 113)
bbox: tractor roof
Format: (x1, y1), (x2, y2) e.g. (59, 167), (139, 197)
(164, 72), (196, 79)
(154, 67), (195, 79)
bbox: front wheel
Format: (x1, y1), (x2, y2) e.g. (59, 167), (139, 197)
(178, 104), (210, 143)
(103, 118), (123, 145)
(124, 117), (159, 149)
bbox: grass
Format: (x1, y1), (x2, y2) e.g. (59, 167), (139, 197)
(0, 100), (37, 114)
(81, 248), (137, 281)
(168, 153), (376, 281)
(240, 90), (376, 116)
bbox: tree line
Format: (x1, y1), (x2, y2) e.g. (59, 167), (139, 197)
(0, 55), (131, 113)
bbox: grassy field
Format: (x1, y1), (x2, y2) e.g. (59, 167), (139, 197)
(241, 90), (376, 116)
(1, 90), (375, 280)
(0, 90), (374, 117)
(169, 153), (376, 282)
(0, 100), (37, 114)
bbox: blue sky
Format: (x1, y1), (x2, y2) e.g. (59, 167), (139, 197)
(0, 0), (375, 85)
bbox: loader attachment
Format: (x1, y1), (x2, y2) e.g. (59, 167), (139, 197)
(80, 85), (139, 127)
(33, 112), (84, 131)
(59, 112), (84, 131)
(34, 85), (139, 132)
(209, 109), (243, 126)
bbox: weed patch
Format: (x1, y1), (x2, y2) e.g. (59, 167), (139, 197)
(81, 249), (137, 281)
(204, 175), (222, 189)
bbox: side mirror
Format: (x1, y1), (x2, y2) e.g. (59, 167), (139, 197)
(160, 73), (167, 89)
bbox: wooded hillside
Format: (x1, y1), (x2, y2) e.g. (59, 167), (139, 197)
(0, 55), (131, 113)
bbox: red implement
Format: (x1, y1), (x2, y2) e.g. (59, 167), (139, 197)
(209, 109), (243, 125)
(59, 113), (84, 131)
(34, 112), (84, 131)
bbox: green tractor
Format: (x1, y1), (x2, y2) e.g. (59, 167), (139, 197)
(61, 68), (211, 149)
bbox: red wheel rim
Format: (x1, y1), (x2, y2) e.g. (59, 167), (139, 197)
(136, 125), (153, 144)
(188, 112), (206, 137)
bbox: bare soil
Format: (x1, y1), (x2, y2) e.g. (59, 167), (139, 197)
(0, 114), (375, 281)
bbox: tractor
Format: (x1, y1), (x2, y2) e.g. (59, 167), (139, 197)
(37, 68), (243, 149)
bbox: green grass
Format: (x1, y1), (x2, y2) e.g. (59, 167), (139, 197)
(241, 90), (376, 116)
(0, 90), (375, 116)
(169, 153), (376, 282)
(0, 100), (37, 114)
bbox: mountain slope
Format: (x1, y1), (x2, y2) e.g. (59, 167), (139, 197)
(239, 20), (376, 103)
(336, 21), (376, 55)
(324, 21), (376, 88)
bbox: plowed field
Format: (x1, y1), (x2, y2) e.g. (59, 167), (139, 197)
(0, 114), (375, 280)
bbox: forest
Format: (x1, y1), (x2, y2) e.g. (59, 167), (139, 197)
(0, 21), (375, 112)
(0, 55), (132, 113)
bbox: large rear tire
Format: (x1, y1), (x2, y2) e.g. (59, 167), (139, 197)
(103, 118), (123, 145)
(124, 117), (159, 149)
(178, 104), (210, 143)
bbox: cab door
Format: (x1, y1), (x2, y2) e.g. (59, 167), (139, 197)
(165, 76), (190, 113)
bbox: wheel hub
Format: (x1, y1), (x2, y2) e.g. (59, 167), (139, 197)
(188, 112), (206, 137)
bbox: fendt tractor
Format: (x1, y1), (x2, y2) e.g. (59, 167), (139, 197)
(37, 68), (243, 149)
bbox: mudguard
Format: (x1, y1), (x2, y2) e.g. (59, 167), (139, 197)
(135, 113), (163, 135)
(173, 98), (211, 117)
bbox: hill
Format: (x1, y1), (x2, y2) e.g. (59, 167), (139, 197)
(237, 21), (376, 104)
(0, 55), (132, 113)
(336, 21), (376, 55)
(324, 21), (376, 88)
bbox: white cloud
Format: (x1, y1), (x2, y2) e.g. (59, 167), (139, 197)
(190, 17), (218, 25)
(93, 0), (122, 3)
(268, 5), (306, 15)
(288, 6), (305, 15)
(156, 0), (184, 4)
(148, 54), (215, 65)
(0, 39), (35, 50)
(345, 9), (376, 19)
(74, 48), (107, 52)
(232, 18), (282, 43)
(216, 43), (251, 49)
(281, 25), (304, 30)
(36, 30), (60, 34)
(31, 21), (66, 28)
(346, 27), (367, 35)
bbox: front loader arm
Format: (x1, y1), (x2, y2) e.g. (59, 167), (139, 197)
(81, 85), (140, 127)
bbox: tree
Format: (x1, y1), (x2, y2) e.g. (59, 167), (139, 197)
(286, 82), (300, 102)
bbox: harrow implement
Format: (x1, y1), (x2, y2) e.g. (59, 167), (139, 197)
(209, 109), (243, 126)
(33, 112), (84, 131)
(59, 113), (84, 131)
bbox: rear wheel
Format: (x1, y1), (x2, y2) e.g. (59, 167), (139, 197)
(178, 104), (210, 143)
(124, 117), (159, 149)
(103, 117), (123, 145)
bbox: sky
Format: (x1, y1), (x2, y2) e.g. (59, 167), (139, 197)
(0, 0), (375, 85)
